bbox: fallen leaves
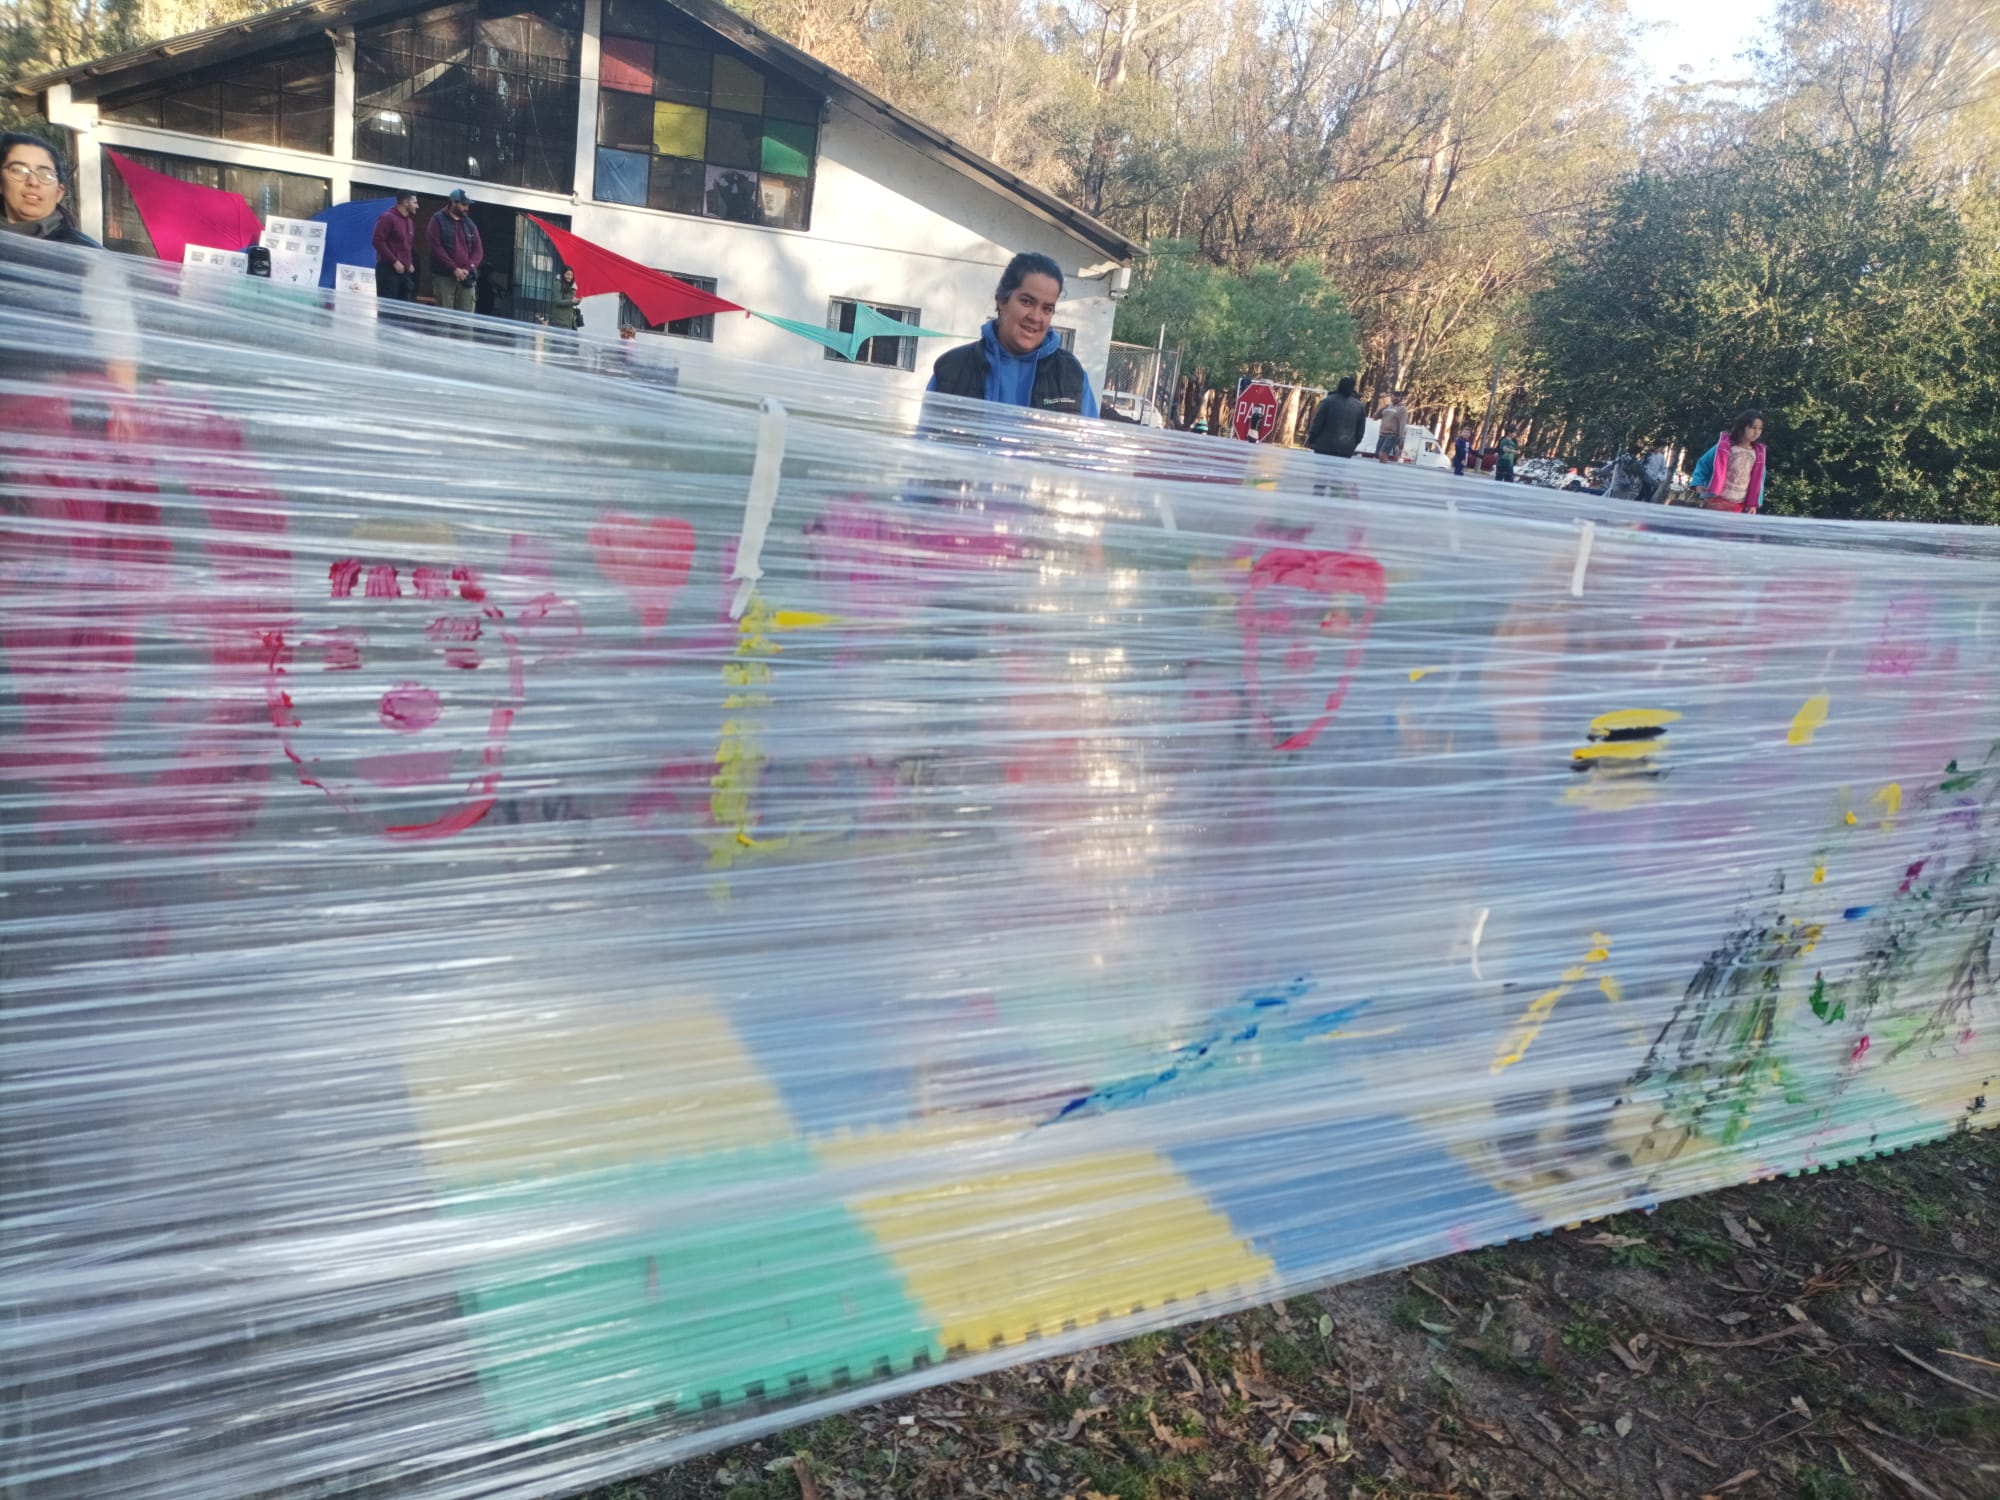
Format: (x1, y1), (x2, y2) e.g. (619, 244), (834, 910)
(1576, 1231), (1651, 1251)
(1722, 1213), (1759, 1251)
(1061, 1404), (1106, 1440)
(1608, 1334), (1658, 1376)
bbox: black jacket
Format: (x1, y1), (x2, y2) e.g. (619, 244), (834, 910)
(1307, 391), (1367, 457)
(930, 340), (1090, 414)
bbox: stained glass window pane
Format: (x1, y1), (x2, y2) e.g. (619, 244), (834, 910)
(760, 119), (813, 177)
(704, 165), (759, 223)
(595, 145), (649, 206)
(704, 110), (758, 170)
(653, 102), (708, 159)
(654, 45), (709, 105)
(758, 173), (809, 230)
(711, 55), (764, 115)
(598, 87), (655, 151)
(600, 34), (653, 93)
(647, 157), (705, 215)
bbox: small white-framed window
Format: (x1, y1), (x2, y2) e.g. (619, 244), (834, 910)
(618, 272), (718, 341)
(827, 297), (918, 371)
(1053, 326), (1076, 352)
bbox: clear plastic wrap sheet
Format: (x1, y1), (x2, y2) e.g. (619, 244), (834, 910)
(2, 239), (1995, 1499)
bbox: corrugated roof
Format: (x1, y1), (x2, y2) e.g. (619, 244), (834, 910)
(10, 0), (1140, 262)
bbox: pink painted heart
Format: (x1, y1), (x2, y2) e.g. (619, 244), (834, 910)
(589, 513), (696, 637)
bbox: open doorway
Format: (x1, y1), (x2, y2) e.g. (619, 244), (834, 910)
(353, 183), (568, 323)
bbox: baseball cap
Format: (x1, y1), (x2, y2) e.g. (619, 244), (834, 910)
(448, 188), (471, 205)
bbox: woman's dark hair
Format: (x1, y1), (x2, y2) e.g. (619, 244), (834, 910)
(0, 131), (79, 231)
(1729, 407), (1765, 444)
(1335, 376), (1357, 397)
(996, 251), (1064, 303)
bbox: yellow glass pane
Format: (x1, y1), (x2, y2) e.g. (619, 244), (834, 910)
(711, 54), (764, 114)
(653, 100), (707, 159)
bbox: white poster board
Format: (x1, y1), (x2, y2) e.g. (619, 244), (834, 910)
(335, 264), (378, 298)
(259, 216), (327, 287)
(183, 244), (249, 275)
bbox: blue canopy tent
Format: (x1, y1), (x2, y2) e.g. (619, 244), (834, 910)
(308, 198), (395, 289)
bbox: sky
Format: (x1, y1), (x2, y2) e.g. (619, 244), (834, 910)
(1624, 0), (1777, 88)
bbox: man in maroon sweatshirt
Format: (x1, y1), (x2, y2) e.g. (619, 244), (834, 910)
(427, 188), (483, 314)
(370, 191), (419, 301)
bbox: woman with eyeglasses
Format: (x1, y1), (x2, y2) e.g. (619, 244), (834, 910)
(1, 132), (98, 246)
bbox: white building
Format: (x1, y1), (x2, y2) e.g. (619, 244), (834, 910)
(12, 0), (1137, 393)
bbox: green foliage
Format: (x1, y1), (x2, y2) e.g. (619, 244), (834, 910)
(1529, 144), (2000, 521)
(1115, 241), (1358, 389)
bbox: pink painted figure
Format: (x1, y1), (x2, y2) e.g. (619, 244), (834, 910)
(1238, 547), (1387, 753)
(262, 550), (577, 842)
(0, 386), (289, 843)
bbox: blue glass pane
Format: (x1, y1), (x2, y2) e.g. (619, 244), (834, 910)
(594, 146), (649, 206)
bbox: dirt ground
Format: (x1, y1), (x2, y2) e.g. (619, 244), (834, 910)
(584, 1128), (1999, 1500)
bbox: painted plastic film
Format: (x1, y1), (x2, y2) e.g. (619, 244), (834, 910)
(1, 239), (1994, 1500)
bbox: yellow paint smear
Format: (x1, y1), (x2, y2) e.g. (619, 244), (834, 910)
(1493, 935), (1613, 1072)
(770, 609), (838, 632)
(1409, 666), (1443, 682)
(1787, 694), (1830, 746)
(1872, 782), (1902, 831)
(1812, 865), (1826, 884)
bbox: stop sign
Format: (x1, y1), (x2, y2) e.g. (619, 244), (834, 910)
(1234, 381), (1279, 442)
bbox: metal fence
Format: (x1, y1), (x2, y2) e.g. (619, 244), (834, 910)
(1103, 340), (1182, 420)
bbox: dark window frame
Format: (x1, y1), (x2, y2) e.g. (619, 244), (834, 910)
(98, 43), (337, 155)
(618, 271), (719, 341)
(100, 146), (330, 257)
(825, 297), (917, 371)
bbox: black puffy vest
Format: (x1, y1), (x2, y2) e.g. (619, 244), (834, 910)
(930, 341), (1090, 414)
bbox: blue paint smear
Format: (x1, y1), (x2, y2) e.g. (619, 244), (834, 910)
(1844, 905), (1873, 921)
(1043, 977), (1372, 1126)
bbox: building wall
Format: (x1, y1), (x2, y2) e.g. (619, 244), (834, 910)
(43, 9), (1120, 397)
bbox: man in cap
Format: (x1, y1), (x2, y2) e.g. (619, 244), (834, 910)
(426, 188), (483, 313)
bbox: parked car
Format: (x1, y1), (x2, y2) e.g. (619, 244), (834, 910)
(1358, 420), (1452, 469)
(1516, 457), (1570, 489)
(1103, 391), (1169, 427)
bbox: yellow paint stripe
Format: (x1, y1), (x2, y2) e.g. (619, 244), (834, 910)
(1571, 740), (1664, 761)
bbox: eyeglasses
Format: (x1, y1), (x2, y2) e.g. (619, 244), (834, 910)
(3, 162), (61, 186)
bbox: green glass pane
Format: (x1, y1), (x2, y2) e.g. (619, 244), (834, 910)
(760, 119), (814, 178)
(653, 101), (708, 159)
(711, 54), (764, 115)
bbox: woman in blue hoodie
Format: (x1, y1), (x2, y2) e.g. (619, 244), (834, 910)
(926, 252), (1100, 417)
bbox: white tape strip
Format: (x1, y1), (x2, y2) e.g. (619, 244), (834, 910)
(729, 396), (789, 621)
(1569, 519), (1596, 598)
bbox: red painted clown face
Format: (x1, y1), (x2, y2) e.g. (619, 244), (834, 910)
(1239, 547), (1387, 753)
(264, 555), (525, 840)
